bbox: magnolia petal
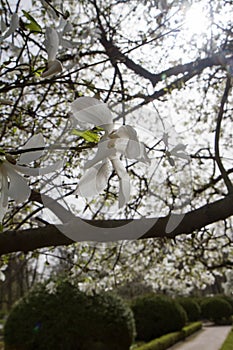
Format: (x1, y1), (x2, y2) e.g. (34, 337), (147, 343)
(0, 270), (6, 282)
(14, 160), (63, 176)
(0, 167), (8, 207)
(84, 142), (116, 169)
(0, 99), (13, 105)
(112, 137), (136, 157)
(71, 97), (113, 128)
(57, 18), (73, 33)
(18, 133), (45, 164)
(0, 13), (19, 42)
(4, 163), (31, 203)
(168, 156), (175, 166)
(114, 125), (138, 140)
(41, 0), (57, 19)
(132, 142), (151, 164)
(57, 17), (67, 30)
(63, 21), (73, 33)
(111, 157), (127, 178)
(119, 176), (130, 208)
(44, 27), (59, 61)
(60, 37), (74, 49)
(1, 18), (7, 33)
(0, 167), (9, 221)
(126, 139), (143, 159)
(174, 152), (191, 161)
(76, 161), (111, 197)
(41, 59), (63, 78)
(112, 125), (150, 164)
(113, 138), (150, 164)
(113, 138), (129, 155)
(111, 158), (130, 207)
(171, 143), (187, 153)
(136, 142), (151, 164)
(162, 132), (169, 147)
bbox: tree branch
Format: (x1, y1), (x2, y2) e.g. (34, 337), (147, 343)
(214, 76), (233, 194)
(1, 194), (232, 255)
(99, 33), (232, 86)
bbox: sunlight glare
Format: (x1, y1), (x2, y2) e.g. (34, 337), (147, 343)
(184, 3), (210, 36)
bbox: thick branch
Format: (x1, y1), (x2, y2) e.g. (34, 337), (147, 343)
(99, 33), (231, 87)
(0, 194), (232, 255)
(214, 76), (233, 194)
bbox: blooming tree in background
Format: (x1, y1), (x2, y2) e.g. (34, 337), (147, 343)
(0, 0), (232, 297)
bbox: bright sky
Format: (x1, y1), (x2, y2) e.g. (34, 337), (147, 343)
(184, 2), (210, 36)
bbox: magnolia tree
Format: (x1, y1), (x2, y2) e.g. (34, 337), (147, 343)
(0, 0), (232, 293)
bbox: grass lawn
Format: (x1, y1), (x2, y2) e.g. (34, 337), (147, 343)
(219, 328), (233, 350)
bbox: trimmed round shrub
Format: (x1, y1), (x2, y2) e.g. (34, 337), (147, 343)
(4, 282), (135, 350)
(216, 294), (233, 310)
(130, 294), (187, 342)
(201, 296), (232, 324)
(176, 297), (201, 322)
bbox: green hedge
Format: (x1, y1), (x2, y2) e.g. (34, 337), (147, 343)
(219, 328), (233, 350)
(4, 282), (135, 350)
(181, 322), (202, 337)
(217, 295), (233, 310)
(131, 294), (187, 342)
(201, 296), (232, 324)
(176, 298), (201, 322)
(134, 322), (202, 350)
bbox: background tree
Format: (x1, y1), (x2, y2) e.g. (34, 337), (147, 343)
(0, 0), (232, 295)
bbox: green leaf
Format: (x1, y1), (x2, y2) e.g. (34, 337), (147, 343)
(22, 10), (42, 33)
(72, 129), (100, 143)
(32, 66), (46, 77)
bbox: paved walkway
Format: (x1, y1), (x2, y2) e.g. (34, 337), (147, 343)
(167, 325), (232, 350)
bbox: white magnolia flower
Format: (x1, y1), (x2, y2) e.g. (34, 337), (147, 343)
(0, 99), (13, 105)
(162, 132), (190, 166)
(56, 18), (79, 49)
(41, 27), (63, 78)
(0, 13), (19, 43)
(71, 97), (150, 207)
(0, 134), (62, 222)
(41, 0), (63, 19)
